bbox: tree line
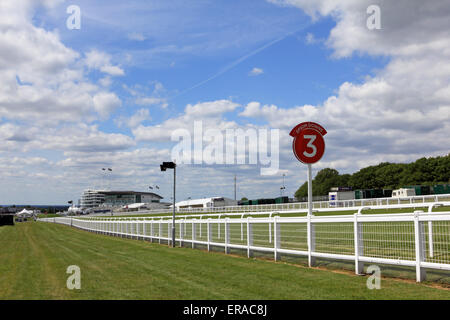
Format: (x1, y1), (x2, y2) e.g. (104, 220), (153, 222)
(295, 154), (450, 199)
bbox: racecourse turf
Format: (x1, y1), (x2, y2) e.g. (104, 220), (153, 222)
(0, 221), (449, 300)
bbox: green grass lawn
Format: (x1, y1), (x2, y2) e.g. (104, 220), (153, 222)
(1, 222), (450, 300)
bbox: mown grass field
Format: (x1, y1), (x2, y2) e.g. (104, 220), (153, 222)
(1, 222), (450, 299)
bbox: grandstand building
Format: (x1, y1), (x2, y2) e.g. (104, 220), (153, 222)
(80, 189), (163, 208)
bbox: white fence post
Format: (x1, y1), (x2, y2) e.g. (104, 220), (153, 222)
(307, 214), (316, 267)
(354, 213), (364, 275)
(218, 215), (222, 239)
(414, 212), (427, 282)
(240, 214), (245, 241)
(269, 213), (272, 243)
(159, 221), (162, 244)
(179, 220), (184, 247)
(207, 219), (211, 252)
(143, 220), (146, 240)
(274, 216), (280, 261)
(150, 220), (154, 242)
(192, 220), (197, 249)
(427, 203), (443, 258)
(225, 218), (230, 254)
(247, 218), (253, 258)
(168, 222), (171, 246)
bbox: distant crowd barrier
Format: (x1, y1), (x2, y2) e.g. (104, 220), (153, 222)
(39, 202), (450, 282)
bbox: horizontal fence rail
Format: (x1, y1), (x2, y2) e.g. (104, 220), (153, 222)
(39, 203), (450, 283)
(91, 193), (450, 217)
(85, 202), (450, 224)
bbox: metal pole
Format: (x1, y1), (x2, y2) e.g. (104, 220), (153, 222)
(307, 164), (312, 216)
(307, 163), (315, 267)
(234, 174), (236, 201)
(172, 165), (176, 247)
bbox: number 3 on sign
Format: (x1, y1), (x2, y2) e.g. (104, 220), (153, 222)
(303, 135), (317, 158)
(290, 122), (326, 164)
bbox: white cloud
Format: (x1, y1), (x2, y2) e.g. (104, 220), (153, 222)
(4, 124), (135, 154)
(270, 0), (450, 58)
(100, 65), (125, 76)
(133, 100), (240, 142)
(0, 2), (127, 125)
(99, 76), (112, 87)
(135, 97), (168, 108)
(128, 32), (146, 41)
(249, 67), (264, 76)
(260, 0), (450, 166)
(305, 32), (323, 45)
(84, 49), (125, 76)
(93, 92), (122, 120)
(115, 109), (151, 128)
(124, 82), (168, 108)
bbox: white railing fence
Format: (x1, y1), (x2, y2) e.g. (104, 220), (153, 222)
(86, 202), (450, 225)
(39, 203), (450, 283)
(93, 193), (450, 217)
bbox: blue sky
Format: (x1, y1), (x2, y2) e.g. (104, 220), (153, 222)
(0, 0), (448, 205)
(40, 1), (386, 137)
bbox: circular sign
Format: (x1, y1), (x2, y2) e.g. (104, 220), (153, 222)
(289, 122), (327, 164)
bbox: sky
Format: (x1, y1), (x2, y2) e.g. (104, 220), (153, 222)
(0, 0), (449, 205)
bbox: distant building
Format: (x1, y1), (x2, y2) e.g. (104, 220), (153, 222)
(329, 191), (355, 201)
(80, 190), (106, 208)
(175, 197), (238, 209)
(80, 189), (163, 208)
(329, 187), (355, 206)
(392, 188), (416, 198)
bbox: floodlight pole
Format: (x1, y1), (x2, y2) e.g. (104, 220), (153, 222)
(161, 161), (177, 248)
(234, 174), (237, 201)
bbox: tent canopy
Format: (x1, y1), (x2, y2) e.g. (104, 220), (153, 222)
(17, 209), (33, 215)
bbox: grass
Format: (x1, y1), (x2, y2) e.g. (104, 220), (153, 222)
(37, 214), (61, 218)
(1, 222), (450, 299)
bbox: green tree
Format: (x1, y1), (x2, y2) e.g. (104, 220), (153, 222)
(294, 154), (449, 199)
(295, 168), (342, 198)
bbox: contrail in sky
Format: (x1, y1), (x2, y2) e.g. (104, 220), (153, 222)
(171, 25), (309, 99)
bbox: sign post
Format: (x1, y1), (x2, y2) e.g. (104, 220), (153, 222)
(290, 122), (327, 267)
(307, 164), (313, 217)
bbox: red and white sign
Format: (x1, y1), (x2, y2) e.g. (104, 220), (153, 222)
(289, 122), (327, 164)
